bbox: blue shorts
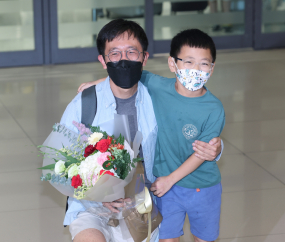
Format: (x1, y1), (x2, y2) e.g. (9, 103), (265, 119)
(156, 183), (222, 241)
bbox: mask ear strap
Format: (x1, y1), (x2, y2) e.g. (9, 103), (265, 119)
(172, 57), (179, 73)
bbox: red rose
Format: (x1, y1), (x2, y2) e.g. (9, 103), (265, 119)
(71, 174), (82, 188)
(84, 145), (96, 157)
(99, 169), (114, 176)
(107, 136), (113, 143)
(96, 139), (111, 153)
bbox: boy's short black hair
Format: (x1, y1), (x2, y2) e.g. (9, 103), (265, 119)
(170, 29), (216, 63)
(97, 19), (148, 56)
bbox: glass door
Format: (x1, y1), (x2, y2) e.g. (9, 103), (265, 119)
(152, 0), (254, 54)
(0, 0), (44, 67)
(254, 0), (285, 49)
(49, 0), (146, 64)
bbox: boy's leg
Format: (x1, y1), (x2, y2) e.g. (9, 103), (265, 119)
(193, 235), (213, 242)
(156, 185), (187, 240)
(159, 238), (179, 242)
(187, 183), (222, 242)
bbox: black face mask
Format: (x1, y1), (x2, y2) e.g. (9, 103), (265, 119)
(106, 60), (143, 89)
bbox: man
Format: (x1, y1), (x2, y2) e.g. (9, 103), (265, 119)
(60, 19), (222, 242)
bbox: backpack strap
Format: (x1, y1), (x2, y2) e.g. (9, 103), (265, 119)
(81, 85), (97, 127)
(64, 85), (97, 227)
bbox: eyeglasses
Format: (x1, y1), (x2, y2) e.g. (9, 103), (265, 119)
(105, 49), (143, 62)
(174, 57), (214, 73)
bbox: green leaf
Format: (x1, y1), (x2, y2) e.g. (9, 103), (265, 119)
(38, 164), (55, 170)
(133, 157), (143, 163)
(116, 134), (124, 145)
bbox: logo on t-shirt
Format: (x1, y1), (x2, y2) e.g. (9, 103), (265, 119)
(182, 124), (198, 140)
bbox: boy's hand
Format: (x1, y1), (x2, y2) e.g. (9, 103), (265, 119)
(77, 82), (94, 93)
(192, 137), (221, 161)
(77, 77), (107, 93)
(150, 176), (174, 197)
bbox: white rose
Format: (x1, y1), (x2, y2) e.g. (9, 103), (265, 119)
(68, 165), (79, 178)
(88, 132), (103, 146)
(54, 160), (65, 174)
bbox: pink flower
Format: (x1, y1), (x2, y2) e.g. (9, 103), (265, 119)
(97, 152), (111, 166)
(92, 174), (98, 186)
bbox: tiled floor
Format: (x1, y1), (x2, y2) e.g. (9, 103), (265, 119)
(1, 48), (285, 242)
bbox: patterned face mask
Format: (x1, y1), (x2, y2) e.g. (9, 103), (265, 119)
(173, 58), (211, 91)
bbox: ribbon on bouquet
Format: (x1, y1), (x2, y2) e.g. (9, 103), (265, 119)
(135, 187), (153, 242)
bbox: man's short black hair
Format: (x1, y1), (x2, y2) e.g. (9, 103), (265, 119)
(97, 19), (148, 56)
(170, 29), (216, 63)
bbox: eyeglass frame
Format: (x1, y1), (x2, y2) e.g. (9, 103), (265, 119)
(105, 49), (144, 62)
(174, 57), (215, 72)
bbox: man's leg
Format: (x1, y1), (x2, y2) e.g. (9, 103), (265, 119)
(70, 212), (110, 242)
(74, 228), (106, 242)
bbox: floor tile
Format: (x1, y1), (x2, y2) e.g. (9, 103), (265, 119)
(221, 119), (285, 153)
(219, 188), (285, 238)
(246, 150), (285, 184)
(0, 104), (27, 140)
(0, 207), (71, 242)
(0, 170), (66, 212)
(221, 138), (242, 155)
(218, 154), (284, 193)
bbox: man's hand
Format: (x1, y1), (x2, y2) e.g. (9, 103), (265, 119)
(192, 137), (221, 161)
(102, 198), (126, 213)
(150, 176), (174, 197)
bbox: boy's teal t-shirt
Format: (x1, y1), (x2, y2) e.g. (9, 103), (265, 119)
(140, 71), (225, 189)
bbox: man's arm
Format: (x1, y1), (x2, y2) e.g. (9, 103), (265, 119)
(150, 153), (204, 197)
(193, 137), (223, 161)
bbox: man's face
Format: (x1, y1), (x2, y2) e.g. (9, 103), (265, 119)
(98, 31), (149, 68)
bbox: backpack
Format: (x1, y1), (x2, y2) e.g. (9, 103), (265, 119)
(64, 86), (97, 227)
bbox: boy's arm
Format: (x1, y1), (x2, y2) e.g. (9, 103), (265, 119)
(150, 153), (204, 197)
(77, 70), (155, 93)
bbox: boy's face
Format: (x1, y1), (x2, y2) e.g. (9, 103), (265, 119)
(168, 46), (215, 76)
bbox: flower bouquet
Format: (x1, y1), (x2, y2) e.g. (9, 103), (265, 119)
(39, 117), (143, 202)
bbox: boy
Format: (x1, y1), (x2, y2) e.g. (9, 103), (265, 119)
(79, 29), (225, 242)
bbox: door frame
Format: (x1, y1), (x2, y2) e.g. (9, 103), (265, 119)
(254, 0), (285, 50)
(0, 0), (44, 68)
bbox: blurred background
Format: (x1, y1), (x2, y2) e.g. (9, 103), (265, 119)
(1, 1), (285, 242)
(1, 0), (285, 67)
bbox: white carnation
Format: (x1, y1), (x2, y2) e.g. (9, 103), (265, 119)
(78, 152), (102, 181)
(88, 132), (103, 146)
(54, 160), (65, 174)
